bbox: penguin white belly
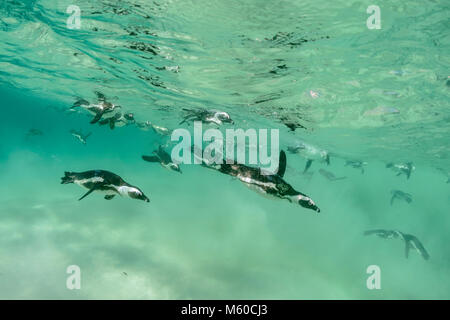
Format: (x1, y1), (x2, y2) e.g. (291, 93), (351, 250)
(238, 176), (278, 199)
(74, 178), (117, 196)
(301, 146), (326, 161)
(83, 104), (102, 115)
(116, 185), (140, 198)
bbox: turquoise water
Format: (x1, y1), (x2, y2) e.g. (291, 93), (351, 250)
(0, 0), (449, 299)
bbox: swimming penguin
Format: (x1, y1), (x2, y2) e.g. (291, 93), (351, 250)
(180, 108), (234, 125)
(142, 145), (182, 173)
(287, 141), (330, 173)
(364, 229), (429, 260)
(98, 112), (135, 130)
(193, 147), (320, 213)
(386, 162), (414, 179)
(280, 117), (306, 131)
(136, 121), (172, 136)
(61, 170), (149, 202)
(345, 160), (367, 174)
(71, 91), (121, 124)
(70, 130), (92, 145)
(26, 128), (43, 138)
(318, 169), (346, 181)
(390, 190), (412, 205)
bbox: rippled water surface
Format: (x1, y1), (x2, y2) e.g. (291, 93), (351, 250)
(0, 0), (449, 299)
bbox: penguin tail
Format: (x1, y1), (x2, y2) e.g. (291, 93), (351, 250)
(61, 172), (75, 184)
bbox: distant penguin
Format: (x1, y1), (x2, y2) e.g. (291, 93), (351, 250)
(386, 162), (414, 179)
(318, 169), (346, 181)
(136, 121), (172, 136)
(280, 117), (306, 131)
(194, 147), (320, 213)
(287, 141), (330, 173)
(70, 130), (92, 145)
(61, 170), (149, 202)
(390, 190), (412, 205)
(26, 128), (43, 138)
(180, 108), (234, 125)
(364, 229), (429, 260)
(71, 91), (121, 124)
(142, 145), (182, 173)
(345, 160), (367, 174)
(98, 112), (135, 130)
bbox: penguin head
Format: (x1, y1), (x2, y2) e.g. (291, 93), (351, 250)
(124, 113), (135, 121)
(215, 111), (234, 124)
(128, 187), (150, 202)
(295, 194), (320, 213)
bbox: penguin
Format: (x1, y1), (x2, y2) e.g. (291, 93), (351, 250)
(193, 147), (320, 213)
(390, 190), (412, 205)
(364, 229), (429, 260)
(61, 170), (149, 202)
(180, 108), (234, 125)
(280, 117), (306, 131)
(287, 141), (330, 173)
(386, 162), (414, 179)
(71, 91), (121, 124)
(364, 229), (399, 239)
(98, 112), (135, 130)
(136, 121), (172, 136)
(318, 169), (346, 181)
(151, 123), (172, 136)
(345, 160), (367, 174)
(70, 130), (92, 145)
(142, 145), (182, 173)
(26, 128), (43, 138)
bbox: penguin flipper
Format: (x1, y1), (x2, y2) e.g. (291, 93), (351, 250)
(95, 91), (106, 102)
(405, 241), (411, 259)
(390, 195), (396, 206)
(304, 159), (313, 173)
(104, 195), (115, 200)
(78, 186), (99, 201)
(109, 119), (115, 130)
(142, 155), (160, 163)
(90, 112), (103, 124)
(277, 150), (287, 177)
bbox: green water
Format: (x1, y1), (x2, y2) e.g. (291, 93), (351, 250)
(0, 0), (449, 299)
